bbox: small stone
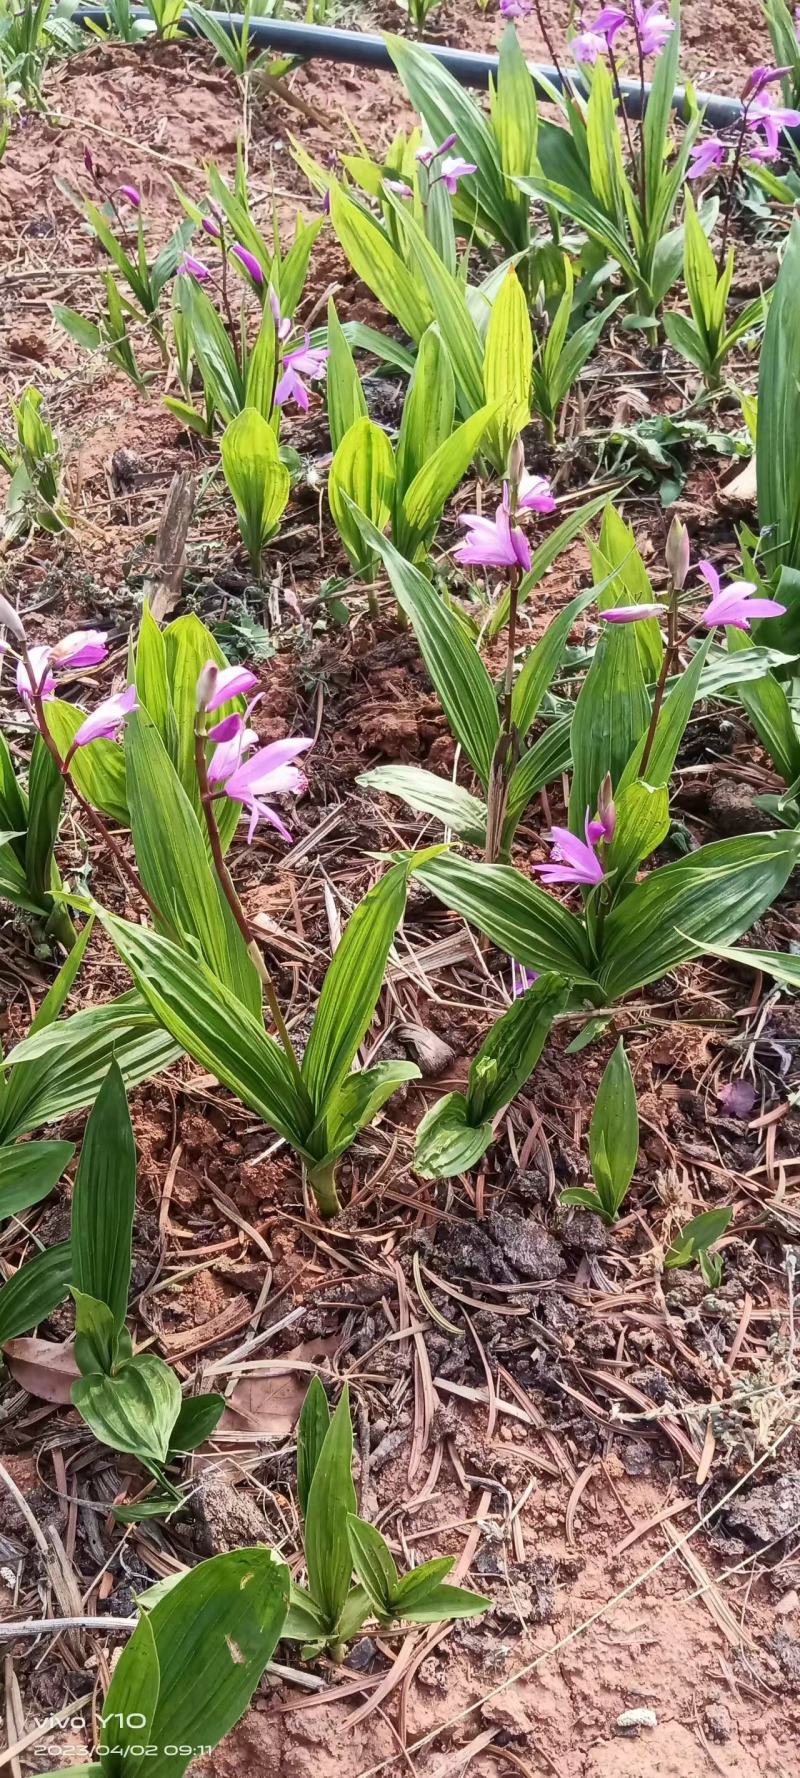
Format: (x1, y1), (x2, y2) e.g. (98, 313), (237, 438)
(703, 1702), (733, 1743)
(615, 1708), (658, 1735)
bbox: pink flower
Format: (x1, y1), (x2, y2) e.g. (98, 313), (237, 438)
(17, 647), (55, 702)
(517, 473), (556, 513)
(385, 178), (414, 198)
(697, 560), (786, 631)
(231, 242), (264, 284)
(416, 134), (458, 166)
(572, 5), (627, 60)
(50, 629), (108, 668)
(633, 0), (674, 55)
(744, 64), (791, 98)
(511, 960), (539, 997)
(439, 156), (478, 194)
(72, 685), (138, 747)
(120, 184), (140, 207)
(748, 98), (800, 158)
(688, 137), (728, 178)
(196, 660), (259, 714)
(454, 486), (531, 571)
(206, 711), (260, 787)
(201, 214), (221, 238)
(178, 253), (211, 282)
(269, 288), (292, 342)
(600, 603), (664, 622)
(535, 812), (605, 887)
(223, 735), (314, 844)
(499, 0), (532, 16)
(274, 335), (329, 412)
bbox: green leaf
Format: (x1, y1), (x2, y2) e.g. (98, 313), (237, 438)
(328, 418), (395, 573)
(124, 708), (259, 1014)
(346, 1515), (398, 1617)
(244, 303), (277, 422)
(0, 1139), (73, 1220)
(395, 207), (486, 417)
(689, 940), (800, 989)
(301, 860), (412, 1113)
(605, 781), (670, 885)
(482, 264), (531, 467)
(100, 1547), (290, 1778)
(488, 489), (611, 637)
(589, 1039), (638, 1218)
(395, 1580), (489, 1623)
(399, 403), (496, 560)
(466, 971), (567, 1123)
(304, 1385), (357, 1630)
(593, 503), (663, 679)
(283, 1581), (330, 1642)
(174, 273), (245, 421)
(72, 1288), (119, 1377)
(168, 1393), (226, 1455)
(53, 304), (103, 351)
(511, 587), (597, 736)
(394, 325), (455, 503)
(100, 1609), (160, 1778)
(665, 1206), (732, 1269)
(599, 831), (800, 1000)
(354, 517), (500, 785)
(329, 185), (433, 341)
(724, 628), (800, 787)
(70, 1060), (136, 1331)
(414, 1093), (493, 1181)
(136, 599), (177, 758)
(24, 734), (65, 908)
(757, 213), (800, 576)
(326, 297), (367, 453)
(416, 853), (597, 983)
(502, 718), (574, 848)
(220, 407), (290, 576)
(618, 634), (712, 792)
(491, 23), (538, 188)
(569, 624), (650, 833)
(0, 1242), (71, 1345)
(0, 991), (180, 1143)
(297, 1375), (331, 1517)
(642, 4), (682, 221)
(312, 1060), (420, 1169)
(162, 614), (246, 855)
(663, 308), (709, 374)
(74, 1354), (182, 1468)
(358, 766), (487, 843)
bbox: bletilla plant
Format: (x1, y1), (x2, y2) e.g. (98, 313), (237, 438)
(0, 386), (68, 540)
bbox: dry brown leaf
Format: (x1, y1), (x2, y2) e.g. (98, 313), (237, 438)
(4, 1337), (80, 1404)
(223, 1336), (338, 1437)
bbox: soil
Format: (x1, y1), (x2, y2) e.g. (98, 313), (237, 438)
(1, 6), (800, 1778)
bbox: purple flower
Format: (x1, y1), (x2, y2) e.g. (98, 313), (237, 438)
(178, 253), (211, 283)
(231, 242), (264, 284)
(207, 711), (260, 787)
(748, 98), (800, 158)
(633, 0), (674, 55)
(16, 646), (54, 702)
(416, 133), (458, 166)
(499, 0), (533, 16)
(201, 214), (221, 238)
(274, 335), (329, 412)
(439, 156), (478, 194)
(385, 178), (414, 198)
(322, 188), (331, 216)
(744, 64), (791, 98)
(268, 287), (291, 343)
(600, 602), (664, 622)
(223, 735), (314, 844)
(517, 472), (556, 513)
(511, 960), (539, 997)
(688, 136), (728, 179)
(535, 811), (605, 887)
(50, 629), (108, 669)
(572, 5), (627, 60)
(119, 184), (141, 207)
(697, 560), (786, 631)
(72, 685), (138, 748)
(454, 488), (531, 571)
(196, 660), (259, 714)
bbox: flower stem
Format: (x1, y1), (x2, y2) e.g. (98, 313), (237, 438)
(717, 106), (750, 276)
(193, 724), (302, 1081)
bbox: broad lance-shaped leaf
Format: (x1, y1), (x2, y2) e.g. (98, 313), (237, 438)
(618, 634), (712, 792)
(220, 407), (289, 574)
(483, 264), (531, 468)
(665, 1206), (732, 1269)
(394, 325), (454, 501)
(396, 208), (486, 419)
(94, 908), (311, 1149)
(598, 831), (800, 1000)
(415, 972), (568, 1180)
(0, 1242), (72, 1346)
(511, 587), (598, 739)
(162, 611), (246, 855)
(73, 1354), (182, 1468)
(329, 184), (433, 342)
(304, 1386), (357, 1631)
(398, 402), (497, 559)
(0, 1139), (74, 1220)
(592, 502), (663, 680)
(358, 766), (488, 844)
(569, 621), (650, 834)
(588, 1038), (638, 1218)
(297, 1375), (331, 1517)
(309, 1060), (420, 1169)
(0, 990), (180, 1143)
(687, 940), (800, 990)
(301, 858), (415, 1113)
(416, 853), (598, 985)
(100, 1547), (290, 1778)
(70, 1060), (135, 1332)
(346, 1515), (398, 1617)
(724, 627), (800, 787)
(45, 699), (129, 825)
(757, 209), (800, 577)
(351, 511), (500, 787)
(502, 719), (573, 850)
(72, 1289), (120, 1378)
(326, 296), (367, 453)
(329, 417), (395, 572)
(604, 781), (670, 884)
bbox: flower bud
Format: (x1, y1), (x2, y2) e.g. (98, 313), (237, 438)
(195, 661), (219, 713)
(0, 593), (27, 641)
(597, 772), (616, 843)
(507, 435), (525, 498)
(666, 516), (690, 590)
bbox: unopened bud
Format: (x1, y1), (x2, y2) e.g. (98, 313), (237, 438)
(597, 771), (616, 843)
(666, 517), (690, 590)
(0, 593), (26, 642)
(195, 660), (219, 713)
(507, 435), (525, 496)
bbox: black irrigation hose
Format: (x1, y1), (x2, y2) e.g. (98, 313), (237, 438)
(76, 7), (751, 130)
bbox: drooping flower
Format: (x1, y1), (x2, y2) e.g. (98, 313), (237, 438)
(499, 0), (533, 17)
(206, 711), (260, 787)
(178, 253), (211, 282)
(415, 133), (458, 167)
(72, 685), (139, 748)
(120, 184), (141, 207)
(439, 156), (478, 194)
(50, 629), (108, 668)
(196, 660), (259, 714)
(600, 602), (664, 622)
(274, 335), (329, 412)
(572, 5), (627, 61)
(231, 242), (264, 284)
(535, 811), (605, 887)
(517, 472), (556, 513)
(748, 96), (800, 158)
(17, 647), (55, 702)
(201, 213), (221, 238)
(744, 63), (791, 98)
(687, 136), (728, 179)
(223, 735), (314, 844)
(633, 0), (674, 55)
(385, 178), (414, 198)
(454, 487), (531, 572)
(697, 560), (786, 631)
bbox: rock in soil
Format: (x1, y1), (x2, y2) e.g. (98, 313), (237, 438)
(726, 1472), (800, 1545)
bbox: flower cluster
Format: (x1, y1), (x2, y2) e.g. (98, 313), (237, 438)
(415, 134), (477, 195)
(196, 661), (313, 844)
(0, 617), (141, 753)
(599, 557), (785, 633)
(688, 66), (800, 176)
(454, 475), (555, 572)
(571, 0), (674, 65)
